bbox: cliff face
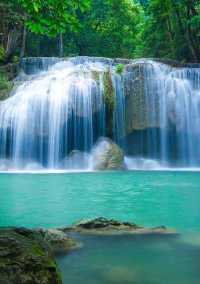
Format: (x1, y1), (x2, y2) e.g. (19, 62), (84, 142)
(124, 63), (149, 132)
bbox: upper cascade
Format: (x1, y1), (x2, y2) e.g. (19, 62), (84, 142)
(0, 57), (200, 170)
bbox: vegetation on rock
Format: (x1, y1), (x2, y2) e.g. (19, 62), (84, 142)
(103, 70), (115, 113)
(115, 64), (125, 74)
(0, 228), (63, 284)
(0, 71), (12, 100)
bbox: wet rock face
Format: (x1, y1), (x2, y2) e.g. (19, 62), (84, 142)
(92, 138), (124, 170)
(0, 227), (78, 284)
(124, 62), (161, 134)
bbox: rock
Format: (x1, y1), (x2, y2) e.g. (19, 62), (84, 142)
(0, 228), (62, 284)
(62, 217), (177, 236)
(92, 138), (124, 170)
(0, 227), (78, 284)
(102, 266), (137, 284)
(37, 228), (78, 253)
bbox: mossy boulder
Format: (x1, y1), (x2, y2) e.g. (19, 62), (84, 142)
(0, 227), (78, 284)
(92, 138), (124, 170)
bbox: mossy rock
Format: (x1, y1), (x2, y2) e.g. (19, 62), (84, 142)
(0, 227), (79, 284)
(92, 138), (124, 170)
(115, 64), (125, 74)
(103, 70), (115, 113)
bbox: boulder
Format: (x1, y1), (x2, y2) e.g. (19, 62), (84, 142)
(37, 228), (78, 253)
(0, 227), (78, 284)
(92, 138), (124, 170)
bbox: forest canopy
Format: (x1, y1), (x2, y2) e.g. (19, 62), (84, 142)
(0, 0), (199, 63)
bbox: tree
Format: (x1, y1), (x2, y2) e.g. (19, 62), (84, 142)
(0, 0), (23, 62)
(137, 0), (200, 62)
(18, 0), (91, 37)
(62, 0), (144, 58)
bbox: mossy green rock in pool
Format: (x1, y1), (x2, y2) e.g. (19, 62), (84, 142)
(0, 227), (77, 284)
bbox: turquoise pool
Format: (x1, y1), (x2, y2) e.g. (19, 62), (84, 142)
(0, 171), (200, 231)
(1, 170), (200, 284)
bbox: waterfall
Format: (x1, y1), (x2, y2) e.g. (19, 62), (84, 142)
(135, 60), (200, 166)
(0, 57), (200, 170)
(0, 60), (107, 169)
(112, 74), (125, 147)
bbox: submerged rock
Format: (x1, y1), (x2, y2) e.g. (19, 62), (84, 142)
(36, 228), (78, 254)
(63, 217), (177, 236)
(92, 138), (124, 170)
(0, 227), (78, 284)
(0, 219), (177, 283)
(102, 266), (137, 284)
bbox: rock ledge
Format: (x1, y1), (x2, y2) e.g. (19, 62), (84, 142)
(62, 217), (177, 235)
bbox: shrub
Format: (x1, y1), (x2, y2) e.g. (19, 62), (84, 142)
(115, 64), (124, 74)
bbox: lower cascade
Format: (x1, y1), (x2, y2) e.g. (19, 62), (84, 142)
(0, 57), (200, 170)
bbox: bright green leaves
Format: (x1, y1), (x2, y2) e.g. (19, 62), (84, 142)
(17, 0), (91, 37)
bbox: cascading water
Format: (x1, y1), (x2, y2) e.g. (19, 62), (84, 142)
(112, 73), (125, 147)
(129, 60), (200, 167)
(0, 57), (200, 170)
(0, 60), (108, 170)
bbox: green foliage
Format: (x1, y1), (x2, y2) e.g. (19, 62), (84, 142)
(0, 72), (12, 100)
(136, 0), (200, 62)
(0, 0), (199, 62)
(11, 56), (19, 63)
(0, 46), (5, 61)
(18, 0), (91, 37)
(0, 73), (10, 90)
(62, 0), (143, 58)
(115, 64), (125, 74)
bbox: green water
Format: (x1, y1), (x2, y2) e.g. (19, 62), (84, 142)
(1, 170), (200, 284)
(0, 171), (200, 231)
(57, 233), (200, 284)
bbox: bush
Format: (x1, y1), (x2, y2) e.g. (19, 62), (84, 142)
(0, 73), (10, 90)
(0, 72), (12, 100)
(0, 46), (5, 61)
(115, 64), (124, 74)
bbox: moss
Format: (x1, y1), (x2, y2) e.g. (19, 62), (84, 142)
(91, 70), (101, 84)
(115, 63), (124, 74)
(0, 71), (12, 100)
(103, 70), (115, 112)
(12, 55), (19, 64)
(0, 46), (5, 61)
(0, 229), (62, 284)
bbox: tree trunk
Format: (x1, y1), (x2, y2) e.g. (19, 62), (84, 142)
(59, 33), (63, 57)
(20, 25), (27, 59)
(171, 0), (198, 61)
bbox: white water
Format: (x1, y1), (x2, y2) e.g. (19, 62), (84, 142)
(130, 60), (200, 167)
(0, 61), (107, 169)
(0, 57), (200, 170)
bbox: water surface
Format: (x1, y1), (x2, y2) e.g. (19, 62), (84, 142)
(0, 171), (199, 231)
(1, 170), (200, 284)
